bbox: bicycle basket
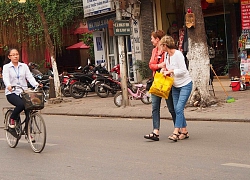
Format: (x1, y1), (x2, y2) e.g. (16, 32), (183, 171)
(21, 91), (44, 110)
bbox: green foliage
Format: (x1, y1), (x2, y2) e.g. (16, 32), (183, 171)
(0, 0), (84, 49)
(80, 33), (94, 60)
(134, 60), (152, 80)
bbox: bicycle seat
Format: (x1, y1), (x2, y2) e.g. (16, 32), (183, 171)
(134, 84), (143, 88)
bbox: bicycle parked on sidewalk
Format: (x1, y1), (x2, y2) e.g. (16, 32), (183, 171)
(114, 83), (152, 107)
(3, 86), (46, 153)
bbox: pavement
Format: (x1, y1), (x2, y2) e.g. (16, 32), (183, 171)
(40, 78), (250, 122)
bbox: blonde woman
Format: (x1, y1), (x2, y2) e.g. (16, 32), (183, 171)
(160, 36), (192, 141)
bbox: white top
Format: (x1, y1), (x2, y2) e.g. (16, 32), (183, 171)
(3, 62), (39, 95)
(164, 50), (192, 87)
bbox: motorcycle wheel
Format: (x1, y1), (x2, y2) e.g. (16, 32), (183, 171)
(43, 88), (50, 100)
(114, 91), (122, 107)
(95, 82), (110, 98)
(61, 84), (71, 97)
(141, 90), (152, 104)
(69, 81), (85, 99)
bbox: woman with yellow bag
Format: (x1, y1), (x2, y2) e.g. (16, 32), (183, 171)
(143, 30), (176, 141)
(160, 35), (193, 142)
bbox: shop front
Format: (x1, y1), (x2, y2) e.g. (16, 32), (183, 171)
(153, 0), (241, 77)
(83, 0), (143, 82)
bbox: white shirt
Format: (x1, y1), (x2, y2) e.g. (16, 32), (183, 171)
(3, 62), (39, 95)
(164, 50), (192, 87)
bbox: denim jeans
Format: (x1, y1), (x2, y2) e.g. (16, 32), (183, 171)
(151, 90), (176, 130)
(172, 81), (193, 128)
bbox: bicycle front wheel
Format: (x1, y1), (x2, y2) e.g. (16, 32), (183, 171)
(114, 91), (123, 107)
(4, 110), (19, 148)
(28, 112), (46, 153)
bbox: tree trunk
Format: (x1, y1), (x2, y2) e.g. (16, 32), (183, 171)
(184, 0), (217, 107)
(36, 3), (62, 98)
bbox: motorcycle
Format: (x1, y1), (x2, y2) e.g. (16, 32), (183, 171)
(94, 64), (121, 98)
(60, 73), (77, 97)
(69, 64), (109, 99)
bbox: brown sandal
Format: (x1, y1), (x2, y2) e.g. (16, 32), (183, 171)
(168, 133), (179, 142)
(179, 132), (189, 140)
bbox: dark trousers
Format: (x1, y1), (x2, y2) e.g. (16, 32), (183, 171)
(6, 93), (29, 121)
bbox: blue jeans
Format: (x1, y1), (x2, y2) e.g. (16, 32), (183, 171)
(151, 90), (176, 130)
(172, 81), (193, 128)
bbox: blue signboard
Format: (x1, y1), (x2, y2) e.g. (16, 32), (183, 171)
(87, 13), (116, 30)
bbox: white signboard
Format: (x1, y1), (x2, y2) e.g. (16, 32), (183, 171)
(83, 0), (114, 18)
(93, 31), (106, 65)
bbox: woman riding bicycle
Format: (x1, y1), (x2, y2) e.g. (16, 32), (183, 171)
(2, 48), (41, 129)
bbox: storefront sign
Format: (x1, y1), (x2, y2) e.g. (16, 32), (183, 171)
(241, 0), (250, 30)
(82, 0), (115, 18)
(87, 13), (116, 30)
(113, 20), (131, 35)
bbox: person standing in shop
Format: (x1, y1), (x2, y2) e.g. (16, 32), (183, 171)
(160, 35), (192, 142)
(144, 30), (176, 141)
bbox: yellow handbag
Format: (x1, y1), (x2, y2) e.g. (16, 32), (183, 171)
(149, 71), (174, 99)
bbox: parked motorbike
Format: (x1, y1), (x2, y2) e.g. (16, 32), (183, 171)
(94, 64), (121, 98)
(69, 64), (109, 99)
(60, 73), (77, 97)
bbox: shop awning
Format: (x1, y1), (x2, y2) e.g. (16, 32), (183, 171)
(66, 42), (90, 50)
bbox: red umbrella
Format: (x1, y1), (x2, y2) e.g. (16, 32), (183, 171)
(66, 42), (89, 50)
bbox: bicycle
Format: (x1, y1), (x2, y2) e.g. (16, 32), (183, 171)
(3, 86), (46, 153)
(114, 83), (152, 107)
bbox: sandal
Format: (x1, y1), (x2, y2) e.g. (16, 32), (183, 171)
(144, 132), (159, 141)
(168, 133), (179, 142)
(178, 132), (189, 140)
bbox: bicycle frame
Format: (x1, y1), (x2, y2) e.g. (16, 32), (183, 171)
(127, 84), (147, 99)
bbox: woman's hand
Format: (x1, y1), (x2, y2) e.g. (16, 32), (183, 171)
(158, 62), (166, 69)
(163, 70), (173, 76)
(7, 85), (12, 92)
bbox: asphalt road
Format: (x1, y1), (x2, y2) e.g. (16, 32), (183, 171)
(0, 115), (250, 180)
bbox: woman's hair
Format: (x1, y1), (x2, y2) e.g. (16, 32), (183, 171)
(3, 48), (19, 65)
(160, 35), (176, 49)
(151, 30), (165, 40)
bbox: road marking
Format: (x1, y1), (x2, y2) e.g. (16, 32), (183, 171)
(222, 163), (250, 169)
(0, 138), (58, 146)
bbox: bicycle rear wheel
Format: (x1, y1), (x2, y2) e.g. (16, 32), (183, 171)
(28, 112), (46, 153)
(4, 110), (19, 148)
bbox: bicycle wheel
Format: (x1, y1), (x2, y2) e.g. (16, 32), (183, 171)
(114, 91), (123, 107)
(141, 90), (152, 104)
(28, 112), (46, 153)
(4, 110), (19, 148)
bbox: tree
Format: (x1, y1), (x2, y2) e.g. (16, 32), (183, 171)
(0, 0), (84, 98)
(184, 0), (217, 107)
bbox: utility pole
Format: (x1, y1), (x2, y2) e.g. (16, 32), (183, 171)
(115, 0), (129, 107)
